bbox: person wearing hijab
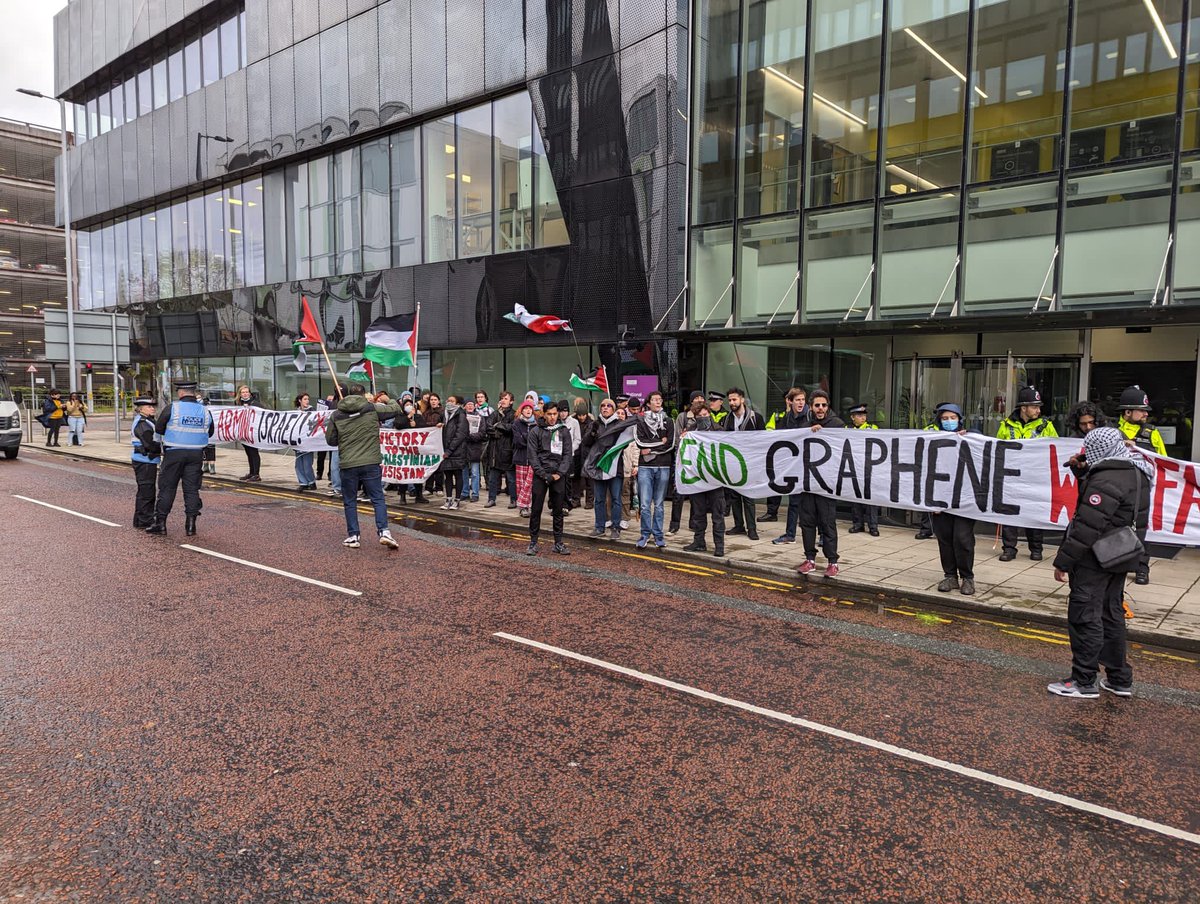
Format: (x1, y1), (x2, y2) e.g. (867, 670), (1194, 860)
(1048, 427), (1153, 698)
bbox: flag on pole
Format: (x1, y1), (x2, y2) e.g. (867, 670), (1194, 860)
(504, 303), (573, 333)
(569, 365), (609, 394)
(347, 358), (374, 384)
(362, 311), (419, 368)
(292, 296), (324, 372)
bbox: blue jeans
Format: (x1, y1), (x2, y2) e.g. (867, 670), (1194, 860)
(488, 467), (516, 503)
(462, 462), (481, 498)
(637, 466), (670, 542)
(780, 494), (802, 539)
(295, 451), (316, 485)
(340, 464), (389, 536)
(593, 476), (622, 531)
(329, 449), (341, 493)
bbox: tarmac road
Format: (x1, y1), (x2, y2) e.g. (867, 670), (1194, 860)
(2, 450), (1199, 902)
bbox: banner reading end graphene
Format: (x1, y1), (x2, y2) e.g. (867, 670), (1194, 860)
(676, 428), (1200, 546)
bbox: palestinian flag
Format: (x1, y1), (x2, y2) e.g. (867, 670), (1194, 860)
(504, 303), (572, 333)
(569, 365), (609, 395)
(347, 358), (374, 384)
(292, 296), (323, 372)
(363, 311), (418, 368)
(594, 422), (637, 478)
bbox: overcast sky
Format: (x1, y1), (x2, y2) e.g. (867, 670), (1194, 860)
(0, 2), (70, 130)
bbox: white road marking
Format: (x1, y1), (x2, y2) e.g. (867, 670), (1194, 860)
(12, 494), (120, 527)
(493, 631), (1200, 848)
(180, 544), (363, 597)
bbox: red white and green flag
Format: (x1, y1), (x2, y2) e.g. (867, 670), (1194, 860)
(569, 365), (609, 394)
(362, 310), (419, 368)
(292, 296), (324, 372)
(504, 303), (572, 333)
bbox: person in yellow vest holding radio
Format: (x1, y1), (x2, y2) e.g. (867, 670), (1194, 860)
(847, 403), (880, 536)
(996, 386), (1058, 561)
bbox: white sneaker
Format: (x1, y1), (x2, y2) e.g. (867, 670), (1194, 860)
(440, 500), (452, 510)
(378, 530), (399, 549)
(343, 534), (361, 548)
(327, 488), (341, 497)
(619, 520), (630, 530)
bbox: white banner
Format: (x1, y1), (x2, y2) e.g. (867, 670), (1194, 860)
(379, 428), (444, 484)
(676, 428), (1200, 546)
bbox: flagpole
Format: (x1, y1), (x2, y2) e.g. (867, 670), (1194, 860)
(319, 342), (343, 400)
(407, 302), (421, 395)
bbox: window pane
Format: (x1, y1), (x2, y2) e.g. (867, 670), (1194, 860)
(1186, 17), (1199, 150)
(98, 91), (112, 134)
(691, 0), (740, 223)
(1175, 156), (1200, 300)
(802, 203), (875, 320)
(156, 206), (173, 299)
(456, 104), (493, 257)
(114, 218), (129, 305)
(185, 39), (201, 95)
(689, 225), (734, 326)
(187, 194), (206, 293)
(263, 169), (287, 283)
(391, 127), (422, 266)
(361, 137), (391, 270)
(152, 59), (168, 109)
(74, 103), (88, 142)
(207, 188), (227, 290)
(226, 183), (245, 288)
(124, 79), (138, 123)
(963, 179), (1058, 311)
(172, 200), (190, 295)
(334, 147), (361, 275)
(220, 17), (240, 78)
(169, 49), (185, 102)
(138, 69), (153, 116)
(494, 93), (533, 252)
(243, 177), (265, 285)
(533, 118), (567, 247)
(739, 0), (805, 217)
(86, 98), (98, 139)
(110, 85), (124, 128)
(423, 116), (457, 262)
(736, 216), (799, 325)
(102, 222), (117, 309)
(127, 214), (143, 303)
(141, 212), (158, 301)
(77, 230), (92, 309)
(285, 162), (310, 280)
(309, 155), (334, 278)
(239, 11), (248, 68)
(202, 28), (221, 86)
(879, 193), (961, 317)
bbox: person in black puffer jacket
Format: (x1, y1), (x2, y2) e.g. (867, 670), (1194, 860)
(439, 396), (468, 510)
(484, 392), (517, 508)
(235, 384), (263, 481)
(1049, 427), (1153, 699)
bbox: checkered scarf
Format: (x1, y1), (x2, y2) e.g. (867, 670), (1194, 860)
(1084, 427), (1154, 479)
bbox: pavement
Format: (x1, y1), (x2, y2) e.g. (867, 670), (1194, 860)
(2, 449), (1199, 899)
(22, 416), (1200, 650)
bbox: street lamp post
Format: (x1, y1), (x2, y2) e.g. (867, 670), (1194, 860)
(17, 88), (77, 393)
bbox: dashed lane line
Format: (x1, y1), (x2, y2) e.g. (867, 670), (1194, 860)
(494, 631), (1200, 848)
(180, 543), (363, 597)
(12, 494), (121, 527)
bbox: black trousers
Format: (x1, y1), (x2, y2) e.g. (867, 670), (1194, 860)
(46, 421), (62, 444)
(316, 450), (327, 479)
(569, 472), (593, 507)
(729, 492), (756, 531)
(931, 513), (975, 580)
(443, 469), (462, 500)
(917, 512), (932, 536)
(1002, 525), (1044, 555)
(530, 475), (567, 543)
(765, 495), (781, 517)
(133, 462), (158, 528)
(851, 503), (879, 530)
(689, 488), (727, 543)
(488, 467), (515, 503)
(1135, 527), (1150, 575)
(1066, 564), (1131, 687)
(669, 492), (688, 530)
(243, 444), (261, 477)
(155, 449), (204, 519)
(800, 494), (839, 563)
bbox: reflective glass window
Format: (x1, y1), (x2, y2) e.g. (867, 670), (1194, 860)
(75, 103), (88, 143)
(98, 91), (112, 135)
(169, 49), (185, 102)
(963, 179), (1058, 312)
(263, 169), (287, 283)
(533, 119), (567, 247)
(155, 206), (173, 299)
(110, 85), (124, 128)
(152, 59), (168, 109)
(879, 192), (961, 317)
(141, 212), (158, 301)
(124, 79), (138, 124)
(202, 27), (221, 86)
(1175, 156), (1200, 301)
(172, 200), (190, 295)
(494, 93), (533, 253)
(77, 230), (92, 309)
(739, 0), (805, 217)
(391, 128), (422, 267)
(808, 0), (883, 206)
(86, 98), (98, 139)
(691, 0), (741, 223)
(308, 155), (335, 278)
(423, 116), (457, 262)
(1185, 17), (1199, 150)
(114, 218), (129, 305)
(285, 162), (310, 280)
(187, 194), (206, 294)
(243, 177), (265, 286)
(689, 225), (735, 326)
(225, 183), (246, 288)
(802, 203), (875, 320)
(239, 12), (248, 69)
(220, 16), (240, 78)
(102, 222), (117, 309)
(456, 104), (494, 258)
(361, 137), (391, 271)
(333, 148), (362, 275)
(185, 38), (202, 95)
(736, 216), (799, 324)
(138, 69), (152, 116)
(207, 188), (227, 291)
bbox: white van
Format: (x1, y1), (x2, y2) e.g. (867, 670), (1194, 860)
(0, 372), (22, 459)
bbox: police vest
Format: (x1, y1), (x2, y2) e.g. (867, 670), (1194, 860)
(765, 410), (786, 430)
(1119, 418), (1164, 454)
(853, 421), (878, 430)
(711, 410), (728, 424)
(161, 400), (211, 450)
(130, 414), (161, 465)
(997, 417), (1057, 440)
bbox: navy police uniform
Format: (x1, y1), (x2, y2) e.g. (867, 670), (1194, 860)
(130, 397), (162, 528)
(148, 381), (214, 536)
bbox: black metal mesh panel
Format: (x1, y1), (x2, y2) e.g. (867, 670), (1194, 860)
(484, 0), (526, 92)
(445, 1), (486, 105)
(293, 0), (321, 44)
(131, 0), (150, 52)
(348, 10), (381, 135)
(148, 0), (167, 44)
(667, 24), (686, 166)
(522, 248), (573, 341)
(88, 0), (103, 82)
(320, 22), (351, 144)
(204, 83), (228, 177)
(117, 0), (135, 56)
(105, 0), (121, 67)
(380, 266), (415, 317)
(245, 0), (269, 65)
(223, 70), (249, 174)
(137, 115), (155, 202)
(320, 0), (349, 32)
(479, 253), (527, 343)
(347, 0), (378, 15)
(65, 3), (80, 96)
(524, 0), (547, 79)
(377, 0), (413, 124)
(446, 259), (488, 346)
(268, 0), (293, 56)
(269, 47), (296, 150)
(412, 263), (450, 347)
(108, 129), (126, 213)
(292, 36), (322, 148)
(619, 31), (668, 169)
(662, 160), (685, 326)
(67, 149), (86, 221)
(410, 0), (447, 113)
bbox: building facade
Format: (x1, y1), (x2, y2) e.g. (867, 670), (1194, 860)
(55, 0), (1200, 458)
(0, 119), (71, 392)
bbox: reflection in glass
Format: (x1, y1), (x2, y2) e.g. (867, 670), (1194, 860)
(114, 219), (129, 305)
(110, 85), (124, 128)
(226, 182), (245, 288)
(879, 193), (961, 317)
(185, 39), (201, 95)
(494, 93), (533, 253)
(243, 177), (266, 286)
(187, 195), (206, 294)
(263, 170), (287, 283)
(124, 79), (137, 125)
(77, 230), (92, 309)
(457, 104), (494, 258)
(141, 213), (158, 301)
(207, 188), (227, 291)
(138, 70), (152, 116)
(127, 213), (143, 303)
(221, 17), (240, 78)
(964, 180), (1058, 311)
(391, 128), (422, 267)
(424, 116), (457, 262)
(156, 206), (173, 299)
(533, 119), (567, 247)
(802, 203), (874, 320)
(309, 155), (334, 278)
(736, 216), (799, 325)
(361, 137), (391, 270)
(169, 49), (184, 102)
(285, 162), (310, 280)
(98, 91), (111, 135)
(333, 148), (362, 275)
(202, 28), (220, 87)
(690, 225), (735, 326)
(102, 223), (117, 310)
(691, 0), (741, 223)
(152, 59), (168, 109)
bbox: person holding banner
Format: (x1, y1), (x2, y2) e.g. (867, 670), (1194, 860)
(929, 403), (977, 595)
(996, 386), (1058, 562)
(761, 388), (807, 523)
(678, 394), (727, 557)
(293, 393), (318, 491)
(235, 385), (263, 482)
(795, 391), (845, 577)
(722, 388), (766, 539)
(1049, 426), (1153, 698)
(586, 398), (630, 542)
(325, 383), (402, 550)
(634, 391), (676, 550)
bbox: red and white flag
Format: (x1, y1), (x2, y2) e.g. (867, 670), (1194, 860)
(504, 303), (573, 333)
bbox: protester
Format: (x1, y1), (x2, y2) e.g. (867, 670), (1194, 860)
(762, 387), (806, 522)
(669, 392), (709, 534)
(847, 403), (880, 536)
(928, 402), (976, 595)
(130, 395), (161, 529)
(315, 393), (336, 482)
(1049, 426), (1152, 698)
(1115, 385), (1165, 586)
(635, 391), (676, 549)
(65, 392), (87, 446)
(148, 380), (214, 537)
(585, 398), (626, 540)
(722, 388), (765, 539)
(527, 402), (573, 556)
(293, 393), (318, 490)
(1067, 400), (1106, 438)
(513, 399), (537, 516)
(421, 393), (445, 496)
(677, 392), (726, 556)
(997, 386), (1058, 562)
(571, 397), (597, 510)
(324, 383), (402, 549)
(474, 390), (492, 418)
(235, 385), (262, 481)
(484, 391), (517, 508)
(440, 395), (468, 509)
(794, 390), (845, 577)
(394, 393), (428, 505)
(462, 398), (487, 502)
(41, 389), (65, 446)
(768, 389), (815, 546)
(619, 407), (638, 531)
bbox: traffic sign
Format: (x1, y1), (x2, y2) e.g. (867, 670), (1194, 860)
(25, 364), (37, 373)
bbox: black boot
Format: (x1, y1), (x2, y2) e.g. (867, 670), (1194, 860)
(682, 534), (707, 553)
(747, 528), (759, 541)
(185, 515), (197, 536)
(145, 519), (167, 535)
(713, 539), (725, 557)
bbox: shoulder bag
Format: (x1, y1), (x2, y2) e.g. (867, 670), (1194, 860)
(1091, 474), (1145, 573)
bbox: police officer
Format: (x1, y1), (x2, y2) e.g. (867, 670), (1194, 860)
(707, 391), (728, 424)
(130, 395), (162, 529)
(997, 386), (1058, 561)
(147, 379), (214, 537)
(847, 403), (880, 536)
(1116, 385), (1165, 584)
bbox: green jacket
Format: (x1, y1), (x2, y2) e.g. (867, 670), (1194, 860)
(324, 395), (402, 469)
(996, 415), (1058, 440)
